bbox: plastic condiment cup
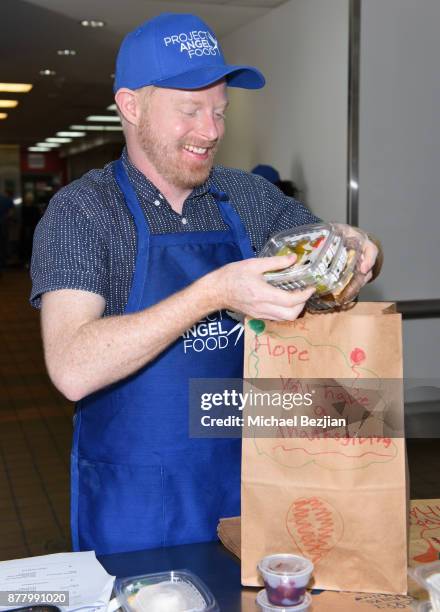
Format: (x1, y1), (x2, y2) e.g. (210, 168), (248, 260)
(256, 589), (312, 612)
(258, 554), (314, 607)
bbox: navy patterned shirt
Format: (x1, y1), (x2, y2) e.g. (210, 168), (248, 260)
(30, 149), (320, 316)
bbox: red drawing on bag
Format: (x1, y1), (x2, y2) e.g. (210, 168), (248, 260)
(254, 333), (310, 364)
(261, 436), (398, 471)
(286, 497), (344, 564)
(350, 347), (366, 380)
(410, 503), (440, 563)
(350, 347), (366, 365)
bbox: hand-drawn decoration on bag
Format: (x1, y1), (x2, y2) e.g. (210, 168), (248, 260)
(286, 496), (344, 564)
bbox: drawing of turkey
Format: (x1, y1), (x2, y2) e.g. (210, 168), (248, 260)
(410, 503), (440, 563)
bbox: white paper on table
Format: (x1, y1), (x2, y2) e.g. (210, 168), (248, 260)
(0, 551), (115, 612)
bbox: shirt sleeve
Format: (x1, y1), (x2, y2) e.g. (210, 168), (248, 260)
(30, 189), (109, 309)
(261, 177), (322, 238)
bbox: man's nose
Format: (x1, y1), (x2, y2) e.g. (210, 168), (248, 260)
(198, 111), (221, 141)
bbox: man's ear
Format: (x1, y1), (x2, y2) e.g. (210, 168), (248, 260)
(115, 89), (139, 126)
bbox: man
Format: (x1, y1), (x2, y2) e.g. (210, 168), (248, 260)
(31, 13), (378, 555)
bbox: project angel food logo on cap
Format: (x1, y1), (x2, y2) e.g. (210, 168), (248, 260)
(163, 30), (220, 59)
(182, 311), (244, 354)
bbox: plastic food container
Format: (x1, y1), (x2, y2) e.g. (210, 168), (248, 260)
(416, 603), (432, 612)
(114, 570), (219, 612)
(256, 589), (312, 611)
(409, 562), (440, 612)
(260, 223), (365, 310)
(258, 554), (314, 607)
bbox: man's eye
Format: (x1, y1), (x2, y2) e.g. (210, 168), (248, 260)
(181, 109), (197, 117)
(215, 111), (226, 120)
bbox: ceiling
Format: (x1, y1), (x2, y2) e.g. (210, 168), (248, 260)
(0, 0), (286, 151)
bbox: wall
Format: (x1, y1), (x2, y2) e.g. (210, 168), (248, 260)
(357, 0), (440, 379)
(20, 149), (67, 183)
(358, 0), (440, 302)
(218, 0), (349, 222)
(66, 141), (124, 182)
(218, 0), (439, 380)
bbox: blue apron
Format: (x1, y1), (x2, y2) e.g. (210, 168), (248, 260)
(70, 159), (254, 555)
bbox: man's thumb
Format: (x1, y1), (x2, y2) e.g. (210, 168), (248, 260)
(257, 254), (297, 273)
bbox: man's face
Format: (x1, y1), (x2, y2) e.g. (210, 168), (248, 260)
(136, 80), (228, 189)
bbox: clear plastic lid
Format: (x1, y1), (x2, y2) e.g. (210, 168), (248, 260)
(256, 589), (312, 612)
(114, 570), (219, 612)
(416, 603), (432, 612)
(260, 223), (364, 309)
(409, 562), (440, 612)
(258, 554), (313, 578)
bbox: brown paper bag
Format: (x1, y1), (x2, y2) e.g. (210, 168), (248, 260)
(241, 302), (408, 594)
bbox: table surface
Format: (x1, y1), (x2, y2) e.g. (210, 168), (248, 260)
(99, 541), (259, 611)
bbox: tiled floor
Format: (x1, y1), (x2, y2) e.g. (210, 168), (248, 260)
(0, 269), (73, 561)
(0, 269), (438, 563)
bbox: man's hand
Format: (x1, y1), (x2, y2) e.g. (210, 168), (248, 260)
(334, 224), (382, 302)
(209, 255), (316, 321)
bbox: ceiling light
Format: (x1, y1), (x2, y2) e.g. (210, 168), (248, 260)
(39, 69), (56, 76)
(70, 124), (123, 131)
(107, 104), (117, 111)
(46, 137), (72, 143)
(0, 83), (32, 93)
(86, 115), (120, 122)
(0, 100), (18, 108)
(28, 147), (50, 152)
(70, 125), (101, 130)
(80, 19), (105, 28)
(56, 131), (85, 137)
(0, 113), (8, 120)
(37, 142), (59, 148)
(57, 49), (77, 56)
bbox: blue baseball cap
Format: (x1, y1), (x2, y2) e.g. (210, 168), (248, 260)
(252, 164), (280, 184)
(114, 13), (265, 92)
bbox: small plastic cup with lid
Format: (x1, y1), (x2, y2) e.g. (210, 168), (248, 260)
(258, 554), (314, 607)
(256, 589), (312, 611)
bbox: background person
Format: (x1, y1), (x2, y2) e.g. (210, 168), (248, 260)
(0, 189), (14, 274)
(252, 164), (301, 199)
(20, 191), (41, 269)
